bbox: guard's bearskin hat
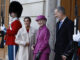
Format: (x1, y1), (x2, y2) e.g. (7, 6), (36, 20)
(9, 1), (23, 18)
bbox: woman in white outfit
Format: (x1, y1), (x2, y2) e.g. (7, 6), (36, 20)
(15, 17), (36, 60)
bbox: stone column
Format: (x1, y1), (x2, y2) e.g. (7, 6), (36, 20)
(45, 0), (57, 60)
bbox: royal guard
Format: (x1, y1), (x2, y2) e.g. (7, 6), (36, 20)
(73, 31), (80, 59)
(1, 1), (23, 60)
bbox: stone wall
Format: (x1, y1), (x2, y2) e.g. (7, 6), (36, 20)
(10, 0), (46, 29)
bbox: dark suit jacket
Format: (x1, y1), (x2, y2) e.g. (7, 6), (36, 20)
(54, 17), (74, 57)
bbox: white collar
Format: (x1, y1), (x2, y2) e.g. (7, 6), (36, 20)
(9, 17), (18, 25)
(12, 17), (18, 21)
(60, 17), (67, 23)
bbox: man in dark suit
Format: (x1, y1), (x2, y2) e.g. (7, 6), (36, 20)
(54, 7), (74, 60)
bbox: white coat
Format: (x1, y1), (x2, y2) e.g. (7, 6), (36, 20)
(15, 26), (36, 60)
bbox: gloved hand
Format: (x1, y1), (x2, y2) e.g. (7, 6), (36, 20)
(73, 31), (80, 42)
(35, 51), (41, 60)
(1, 25), (6, 33)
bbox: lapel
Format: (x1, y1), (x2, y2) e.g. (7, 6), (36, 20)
(22, 27), (30, 43)
(29, 27), (32, 38)
(56, 21), (60, 33)
(57, 17), (68, 33)
(28, 27), (34, 38)
(22, 26), (34, 39)
(20, 28), (28, 42)
(36, 30), (39, 41)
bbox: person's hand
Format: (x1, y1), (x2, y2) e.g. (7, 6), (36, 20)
(25, 43), (30, 46)
(31, 45), (34, 50)
(73, 31), (80, 42)
(62, 55), (67, 60)
(1, 25), (6, 33)
(35, 51), (41, 60)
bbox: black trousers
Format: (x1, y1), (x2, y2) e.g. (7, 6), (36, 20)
(54, 53), (73, 60)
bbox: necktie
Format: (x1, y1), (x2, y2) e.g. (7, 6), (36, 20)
(59, 21), (62, 29)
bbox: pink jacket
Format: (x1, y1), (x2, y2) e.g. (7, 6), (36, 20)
(34, 25), (50, 54)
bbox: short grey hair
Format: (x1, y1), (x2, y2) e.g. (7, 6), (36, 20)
(57, 7), (66, 14)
